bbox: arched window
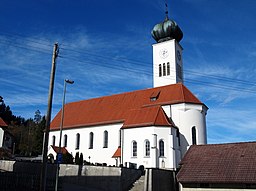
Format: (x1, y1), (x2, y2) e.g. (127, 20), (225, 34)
(63, 134), (67, 147)
(89, 132), (94, 149)
(159, 140), (164, 157)
(167, 62), (170, 75)
(52, 135), (56, 146)
(145, 140), (150, 157)
(132, 141), (137, 157)
(192, 126), (197, 145)
(163, 63), (166, 76)
(103, 130), (108, 148)
(75, 133), (80, 150)
(159, 64), (162, 77)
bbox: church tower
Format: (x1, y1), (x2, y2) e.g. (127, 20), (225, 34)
(151, 13), (183, 87)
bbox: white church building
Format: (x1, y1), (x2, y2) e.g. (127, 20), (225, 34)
(48, 14), (208, 170)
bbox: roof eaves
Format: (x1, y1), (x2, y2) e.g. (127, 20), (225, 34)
(50, 119), (124, 131)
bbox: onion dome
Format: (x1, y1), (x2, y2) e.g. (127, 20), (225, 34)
(151, 16), (183, 43)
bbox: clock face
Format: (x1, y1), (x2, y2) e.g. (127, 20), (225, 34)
(177, 50), (181, 61)
(159, 49), (169, 59)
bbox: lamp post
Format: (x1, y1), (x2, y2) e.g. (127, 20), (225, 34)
(55, 79), (74, 191)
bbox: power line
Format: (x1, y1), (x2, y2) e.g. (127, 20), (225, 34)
(60, 46), (256, 87)
(1, 32), (256, 94)
(185, 79), (256, 94)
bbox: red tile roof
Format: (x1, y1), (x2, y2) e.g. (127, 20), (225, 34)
(177, 142), (256, 184)
(112, 146), (121, 158)
(0, 118), (7, 127)
(50, 83), (203, 130)
(51, 145), (69, 154)
(122, 106), (174, 128)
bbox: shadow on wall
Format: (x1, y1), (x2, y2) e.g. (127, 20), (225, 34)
(59, 165), (142, 191)
(0, 161), (142, 191)
(61, 175), (124, 191)
(0, 161), (56, 191)
(179, 133), (189, 157)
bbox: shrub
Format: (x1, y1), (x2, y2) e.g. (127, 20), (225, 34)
(75, 152), (80, 165)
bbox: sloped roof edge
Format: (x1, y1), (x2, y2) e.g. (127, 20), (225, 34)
(50, 83), (204, 130)
(177, 142), (256, 184)
(0, 117), (8, 127)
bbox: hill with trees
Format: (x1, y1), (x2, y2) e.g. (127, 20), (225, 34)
(0, 96), (45, 156)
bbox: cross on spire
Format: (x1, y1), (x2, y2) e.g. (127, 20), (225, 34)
(165, 0), (169, 18)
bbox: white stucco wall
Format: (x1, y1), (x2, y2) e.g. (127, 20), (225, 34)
(48, 102), (206, 168)
(122, 126), (180, 169)
(0, 128), (4, 147)
(49, 123), (122, 166)
(163, 103), (207, 157)
(152, 39), (183, 87)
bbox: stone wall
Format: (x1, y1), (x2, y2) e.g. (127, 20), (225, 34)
(144, 168), (178, 191)
(58, 164), (141, 191)
(0, 160), (141, 191)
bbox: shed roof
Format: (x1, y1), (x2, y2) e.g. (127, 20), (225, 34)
(0, 118), (7, 127)
(50, 145), (69, 154)
(50, 83), (203, 130)
(177, 142), (256, 184)
(112, 146), (121, 158)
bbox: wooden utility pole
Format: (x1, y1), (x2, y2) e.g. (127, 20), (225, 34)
(40, 43), (59, 191)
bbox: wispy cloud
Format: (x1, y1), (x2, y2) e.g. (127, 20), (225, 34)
(0, 25), (154, 118)
(207, 106), (256, 143)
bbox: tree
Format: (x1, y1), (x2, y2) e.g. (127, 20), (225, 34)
(33, 116), (45, 155)
(0, 96), (4, 115)
(75, 152), (80, 165)
(0, 97), (45, 156)
(34, 110), (42, 123)
(79, 153), (84, 165)
(62, 152), (74, 164)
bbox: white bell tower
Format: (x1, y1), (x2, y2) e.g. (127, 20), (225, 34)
(153, 39), (183, 87)
(151, 16), (184, 87)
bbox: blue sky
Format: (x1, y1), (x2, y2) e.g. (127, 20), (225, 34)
(1, 0), (256, 144)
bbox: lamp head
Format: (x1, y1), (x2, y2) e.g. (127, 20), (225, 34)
(65, 79), (74, 84)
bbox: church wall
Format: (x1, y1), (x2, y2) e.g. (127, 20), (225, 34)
(122, 126), (179, 169)
(49, 123), (122, 166)
(0, 128), (4, 147)
(170, 103), (207, 157)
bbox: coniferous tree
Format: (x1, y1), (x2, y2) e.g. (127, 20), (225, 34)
(0, 97), (46, 156)
(34, 110), (42, 124)
(62, 152), (74, 164)
(75, 152), (80, 165)
(79, 153), (84, 165)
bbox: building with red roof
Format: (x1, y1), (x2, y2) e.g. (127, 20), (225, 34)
(48, 14), (208, 169)
(0, 117), (14, 155)
(177, 142), (256, 190)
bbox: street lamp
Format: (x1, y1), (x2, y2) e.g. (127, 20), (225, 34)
(55, 79), (74, 191)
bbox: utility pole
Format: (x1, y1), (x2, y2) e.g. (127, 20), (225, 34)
(40, 43), (59, 191)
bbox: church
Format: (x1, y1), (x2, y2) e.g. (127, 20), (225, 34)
(48, 13), (208, 170)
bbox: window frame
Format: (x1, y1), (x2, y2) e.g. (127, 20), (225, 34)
(167, 62), (170, 75)
(159, 64), (162, 77)
(75, 133), (80, 150)
(63, 134), (67, 147)
(145, 140), (150, 157)
(192, 126), (197, 145)
(52, 135), (56, 146)
(132, 141), (137, 157)
(89, 132), (94, 149)
(163, 63), (166, 76)
(103, 130), (108, 148)
(159, 139), (164, 157)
